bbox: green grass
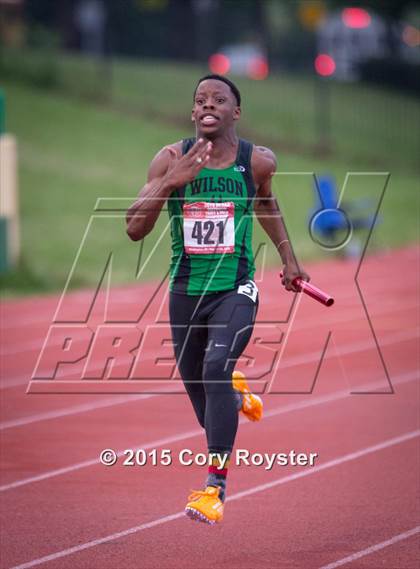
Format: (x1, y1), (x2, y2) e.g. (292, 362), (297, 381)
(0, 54), (419, 297)
(2, 49), (418, 171)
(57, 54), (420, 172)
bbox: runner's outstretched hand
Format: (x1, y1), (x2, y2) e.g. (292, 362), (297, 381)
(165, 138), (212, 189)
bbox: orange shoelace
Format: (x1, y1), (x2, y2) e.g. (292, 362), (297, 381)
(188, 488), (217, 501)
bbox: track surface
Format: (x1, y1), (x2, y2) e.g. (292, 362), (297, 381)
(1, 246), (419, 569)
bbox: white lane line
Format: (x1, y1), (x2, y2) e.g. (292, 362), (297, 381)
(228, 431), (420, 501)
(2, 291), (418, 358)
(274, 327), (418, 370)
(262, 370), (418, 421)
(1, 369), (417, 492)
(2, 311), (418, 393)
(9, 430), (420, 569)
(2, 257), (417, 331)
(0, 427), (202, 492)
(1, 324), (416, 430)
(0, 376), (40, 390)
(1, 323), (418, 426)
(318, 526), (420, 569)
(0, 393), (156, 430)
(0, 287), (154, 331)
(9, 512), (186, 569)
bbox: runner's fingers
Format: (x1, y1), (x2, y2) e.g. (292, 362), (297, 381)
(191, 147), (212, 172)
(186, 138), (207, 159)
(282, 276), (295, 291)
(195, 143), (212, 163)
(195, 153), (211, 172)
(188, 140), (212, 164)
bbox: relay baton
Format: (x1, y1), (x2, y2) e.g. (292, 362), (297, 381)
(280, 273), (334, 307)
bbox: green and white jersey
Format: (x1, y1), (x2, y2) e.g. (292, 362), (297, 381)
(168, 138), (256, 296)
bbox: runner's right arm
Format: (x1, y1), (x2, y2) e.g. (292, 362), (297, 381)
(126, 139), (211, 241)
(126, 145), (176, 241)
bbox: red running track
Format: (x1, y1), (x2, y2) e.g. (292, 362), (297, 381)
(0, 246), (419, 569)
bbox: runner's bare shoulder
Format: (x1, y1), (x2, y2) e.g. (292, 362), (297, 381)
(251, 145), (277, 187)
(147, 141), (183, 180)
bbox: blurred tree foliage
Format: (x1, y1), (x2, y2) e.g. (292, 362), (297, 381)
(9, 0), (418, 75)
(19, 0), (271, 61)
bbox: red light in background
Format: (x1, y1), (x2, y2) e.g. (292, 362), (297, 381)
(342, 7), (371, 29)
(208, 53), (230, 75)
(247, 57), (269, 80)
(314, 54), (336, 76)
(402, 25), (420, 47)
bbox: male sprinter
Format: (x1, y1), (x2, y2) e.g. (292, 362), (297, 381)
(126, 74), (309, 525)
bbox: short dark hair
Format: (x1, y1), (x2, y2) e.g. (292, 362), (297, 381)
(194, 74), (241, 106)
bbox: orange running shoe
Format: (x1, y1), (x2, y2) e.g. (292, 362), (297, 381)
(185, 486), (224, 525)
(232, 370), (263, 422)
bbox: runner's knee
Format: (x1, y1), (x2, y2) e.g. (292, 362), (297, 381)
(202, 356), (233, 395)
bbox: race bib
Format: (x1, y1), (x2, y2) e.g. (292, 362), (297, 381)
(183, 201), (235, 254)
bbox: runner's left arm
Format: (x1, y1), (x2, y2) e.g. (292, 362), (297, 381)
(252, 146), (309, 291)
